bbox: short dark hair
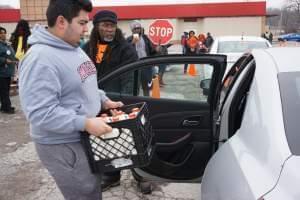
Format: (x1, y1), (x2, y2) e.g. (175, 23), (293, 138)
(0, 26), (7, 33)
(11, 19), (31, 52)
(189, 30), (195, 35)
(46, 0), (93, 27)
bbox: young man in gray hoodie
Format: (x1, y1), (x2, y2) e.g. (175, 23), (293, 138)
(18, 0), (123, 199)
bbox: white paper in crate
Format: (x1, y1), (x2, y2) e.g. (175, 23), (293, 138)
(89, 128), (137, 168)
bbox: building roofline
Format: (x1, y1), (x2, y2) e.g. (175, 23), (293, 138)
(90, 2), (266, 19)
(0, 2), (266, 23)
(0, 9), (20, 23)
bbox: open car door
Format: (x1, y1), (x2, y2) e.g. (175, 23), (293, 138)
(98, 55), (226, 182)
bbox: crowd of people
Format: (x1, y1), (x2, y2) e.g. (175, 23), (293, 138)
(180, 31), (214, 73)
(0, 19), (31, 114)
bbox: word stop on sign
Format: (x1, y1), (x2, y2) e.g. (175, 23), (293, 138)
(149, 27), (173, 37)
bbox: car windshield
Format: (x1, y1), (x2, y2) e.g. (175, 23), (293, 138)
(278, 72), (300, 155)
(217, 41), (269, 53)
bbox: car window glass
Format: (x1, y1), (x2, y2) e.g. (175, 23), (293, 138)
(217, 41), (269, 53)
(278, 72), (300, 155)
(219, 56), (251, 109)
(102, 63), (214, 102)
(228, 61), (255, 136)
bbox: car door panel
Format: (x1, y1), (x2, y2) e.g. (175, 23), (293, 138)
(144, 106), (212, 179)
(106, 94), (212, 179)
(99, 55), (226, 182)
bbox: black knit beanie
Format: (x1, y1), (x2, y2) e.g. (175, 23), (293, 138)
(93, 10), (117, 25)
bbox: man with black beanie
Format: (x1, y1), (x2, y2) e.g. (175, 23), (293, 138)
(83, 10), (138, 94)
(83, 10), (138, 191)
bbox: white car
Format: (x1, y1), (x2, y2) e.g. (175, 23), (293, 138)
(210, 36), (272, 74)
(92, 47), (299, 198)
(201, 47), (300, 199)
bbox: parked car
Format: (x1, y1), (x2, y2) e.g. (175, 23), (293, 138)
(96, 47), (300, 199)
(278, 33), (300, 42)
(209, 36), (271, 75)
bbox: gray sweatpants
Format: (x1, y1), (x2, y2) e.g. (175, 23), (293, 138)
(35, 142), (101, 200)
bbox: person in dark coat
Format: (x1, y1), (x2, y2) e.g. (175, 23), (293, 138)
(83, 10), (138, 191)
(0, 26), (17, 114)
(83, 10), (138, 94)
(155, 41), (172, 86)
(181, 31), (188, 54)
(127, 20), (156, 96)
(205, 32), (214, 51)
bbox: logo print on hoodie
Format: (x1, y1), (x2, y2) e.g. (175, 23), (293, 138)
(77, 61), (97, 82)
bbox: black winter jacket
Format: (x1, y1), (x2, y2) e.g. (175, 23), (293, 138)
(83, 39), (138, 94)
(0, 41), (16, 78)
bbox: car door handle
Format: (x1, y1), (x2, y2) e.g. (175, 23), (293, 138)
(182, 120), (200, 126)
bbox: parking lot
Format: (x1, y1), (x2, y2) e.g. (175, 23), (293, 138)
(0, 95), (201, 200)
(1, 42), (299, 200)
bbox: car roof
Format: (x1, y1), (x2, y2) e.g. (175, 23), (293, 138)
(253, 47), (300, 73)
(215, 35), (269, 42)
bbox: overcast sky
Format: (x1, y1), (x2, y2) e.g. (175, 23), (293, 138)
(0, 0), (286, 9)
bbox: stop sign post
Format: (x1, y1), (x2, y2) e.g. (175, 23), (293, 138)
(148, 20), (174, 45)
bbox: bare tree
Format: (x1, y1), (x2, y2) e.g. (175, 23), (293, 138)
(267, 8), (281, 27)
(285, 0), (300, 32)
(287, 0), (300, 13)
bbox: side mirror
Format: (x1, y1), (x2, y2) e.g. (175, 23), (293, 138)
(200, 79), (211, 96)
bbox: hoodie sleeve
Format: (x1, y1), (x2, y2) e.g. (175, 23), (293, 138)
(98, 89), (109, 105)
(19, 59), (86, 134)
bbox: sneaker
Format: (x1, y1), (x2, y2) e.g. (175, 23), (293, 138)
(9, 106), (15, 111)
(1, 106), (15, 111)
(137, 181), (153, 194)
(1, 109), (15, 114)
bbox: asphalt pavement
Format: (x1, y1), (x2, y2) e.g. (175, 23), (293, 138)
(3, 42), (296, 200)
(0, 96), (201, 200)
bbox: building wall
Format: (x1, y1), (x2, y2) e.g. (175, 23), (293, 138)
(91, 1), (266, 19)
(114, 17), (264, 43)
(20, 0), (48, 25)
(0, 23), (18, 38)
(18, 0), (265, 42)
(117, 19), (179, 39)
(178, 19), (205, 36)
(203, 16), (264, 37)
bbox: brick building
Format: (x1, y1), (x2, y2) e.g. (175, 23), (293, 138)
(0, 0), (266, 41)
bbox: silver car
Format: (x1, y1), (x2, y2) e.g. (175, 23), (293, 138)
(95, 47), (299, 199)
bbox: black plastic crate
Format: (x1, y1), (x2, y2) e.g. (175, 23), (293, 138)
(81, 102), (154, 173)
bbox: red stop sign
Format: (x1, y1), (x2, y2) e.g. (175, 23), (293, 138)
(148, 20), (174, 45)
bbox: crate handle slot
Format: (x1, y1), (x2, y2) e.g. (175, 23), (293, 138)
(100, 128), (120, 140)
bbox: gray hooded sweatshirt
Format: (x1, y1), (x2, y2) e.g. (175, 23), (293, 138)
(19, 25), (108, 144)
